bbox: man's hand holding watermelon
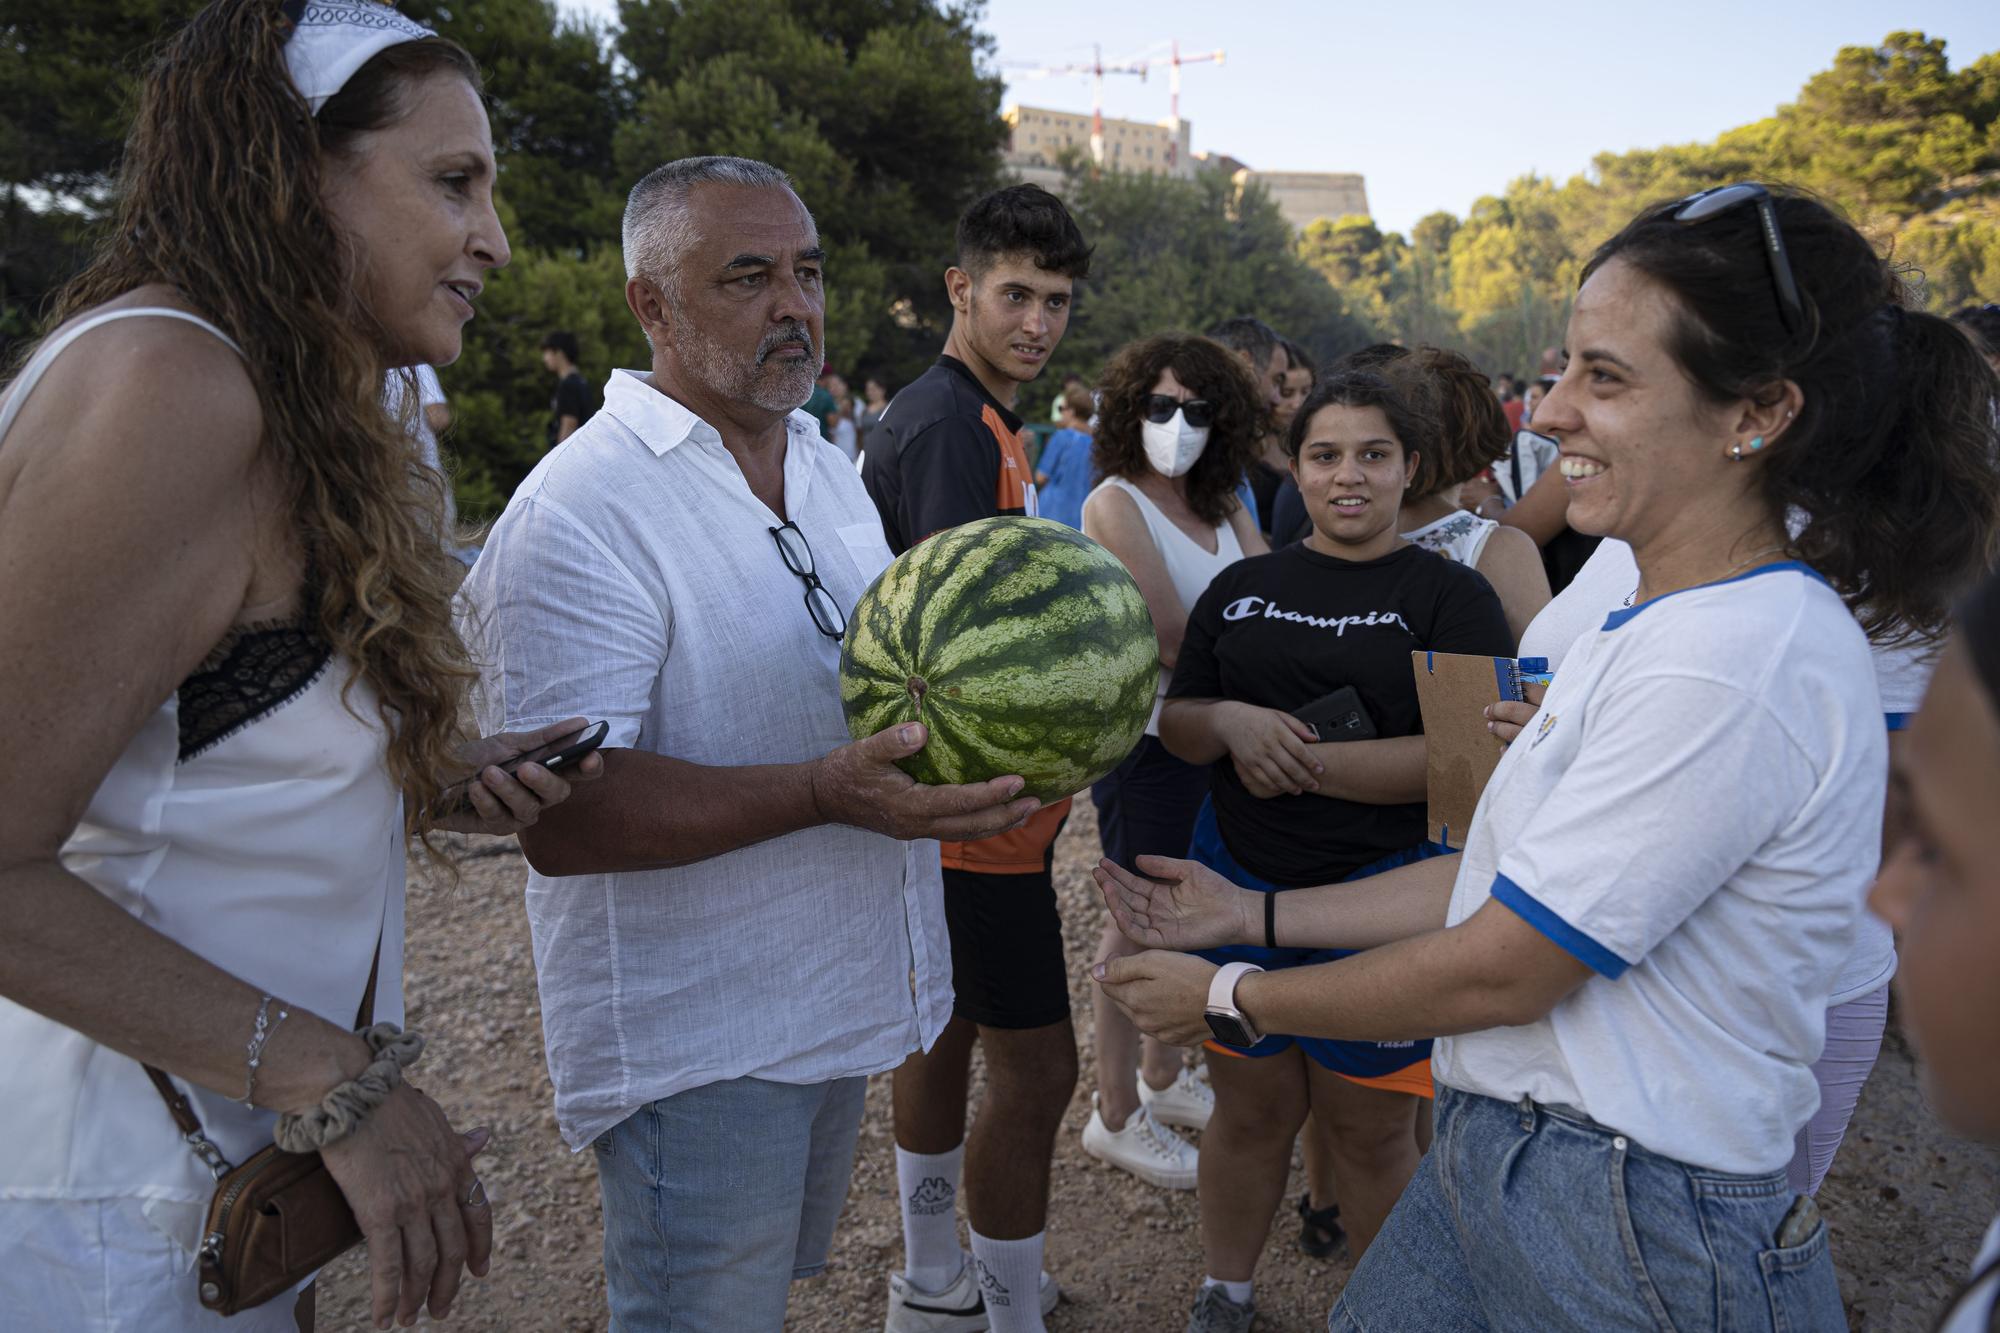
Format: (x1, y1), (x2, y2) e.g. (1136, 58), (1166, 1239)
(813, 720), (1041, 843)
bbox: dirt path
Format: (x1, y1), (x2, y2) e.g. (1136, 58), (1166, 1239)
(317, 811), (1998, 1330)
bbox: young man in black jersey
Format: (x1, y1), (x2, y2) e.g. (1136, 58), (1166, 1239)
(865, 185), (1092, 1333)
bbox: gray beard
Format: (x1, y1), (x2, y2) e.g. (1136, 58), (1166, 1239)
(672, 313), (817, 414)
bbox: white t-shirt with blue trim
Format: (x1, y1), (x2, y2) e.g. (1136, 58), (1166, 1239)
(1520, 537), (1914, 1006)
(1432, 563), (1886, 1175)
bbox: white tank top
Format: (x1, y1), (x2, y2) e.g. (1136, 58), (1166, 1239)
(1090, 476), (1245, 734)
(1402, 508), (1498, 569)
(0, 308), (405, 1255)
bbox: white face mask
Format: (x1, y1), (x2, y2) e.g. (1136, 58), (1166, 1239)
(1141, 410), (1211, 478)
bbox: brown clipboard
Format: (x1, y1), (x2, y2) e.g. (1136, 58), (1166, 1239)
(1412, 650), (1519, 849)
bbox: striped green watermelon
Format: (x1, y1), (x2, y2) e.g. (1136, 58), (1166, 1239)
(840, 517), (1158, 803)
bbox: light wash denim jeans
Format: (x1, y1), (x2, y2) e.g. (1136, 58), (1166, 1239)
(593, 1074), (868, 1332)
(1330, 1085), (1845, 1332)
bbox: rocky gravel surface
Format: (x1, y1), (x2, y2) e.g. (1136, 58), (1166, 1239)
(317, 808), (1999, 1331)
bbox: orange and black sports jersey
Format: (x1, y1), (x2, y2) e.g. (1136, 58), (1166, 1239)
(861, 355), (1040, 556)
(858, 355), (1068, 871)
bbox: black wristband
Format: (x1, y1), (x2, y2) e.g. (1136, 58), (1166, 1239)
(1265, 890), (1277, 950)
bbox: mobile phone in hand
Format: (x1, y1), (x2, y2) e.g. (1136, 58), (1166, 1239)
(435, 720), (608, 816)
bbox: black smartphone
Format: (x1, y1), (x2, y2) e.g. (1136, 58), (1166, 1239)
(434, 720), (609, 816)
(1293, 686), (1378, 743)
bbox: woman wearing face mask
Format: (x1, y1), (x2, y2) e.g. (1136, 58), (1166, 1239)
(1077, 334), (1268, 1191)
(1093, 184), (1998, 1331)
(1150, 369), (1511, 1331)
(0, 4), (598, 1328)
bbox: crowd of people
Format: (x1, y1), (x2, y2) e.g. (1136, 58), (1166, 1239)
(3, 6), (2000, 1333)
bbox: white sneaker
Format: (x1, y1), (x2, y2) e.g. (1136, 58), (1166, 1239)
(1139, 1062), (1215, 1132)
(885, 1254), (1060, 1332)
(1081, 1092), (1199, 1189)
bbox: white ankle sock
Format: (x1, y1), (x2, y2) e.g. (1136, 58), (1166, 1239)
(1202, 1276), (1253, 1305)
(970, 1228), (1047, 1333)
(894, 1143), (964, 1293)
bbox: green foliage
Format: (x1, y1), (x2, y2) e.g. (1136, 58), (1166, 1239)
(612, 0), (1006, 379)
(1302, 29), (2000, 378)
(1038, 168), (1372, 392)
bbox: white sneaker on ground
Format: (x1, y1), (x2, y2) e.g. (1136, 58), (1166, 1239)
(1139, 1062), (1215, 1132)
(1080, 1092), (1199, 1189)
(1185, 1283), (1256, 1332)
(885, 1254), (1060, 1332)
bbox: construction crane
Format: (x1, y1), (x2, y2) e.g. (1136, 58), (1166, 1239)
(1003, 44), (1146, 169)
(1159, 41), (1224, 168)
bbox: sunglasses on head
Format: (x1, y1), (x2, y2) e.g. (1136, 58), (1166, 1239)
(1672, 183), (1806, 336)
(1141, 394), (1215, 429)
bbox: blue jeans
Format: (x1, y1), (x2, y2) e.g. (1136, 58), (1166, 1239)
(593, 1075), (868, 1332)
(1329, 1086), (1845, 1332)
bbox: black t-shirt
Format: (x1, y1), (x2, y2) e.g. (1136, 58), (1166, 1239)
(861, 356), (1036, 555)
(1168, 542), (1513, 887)
(548, 371), (592, 447)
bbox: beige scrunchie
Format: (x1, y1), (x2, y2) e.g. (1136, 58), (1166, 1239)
(273, 1023), (427, 1153)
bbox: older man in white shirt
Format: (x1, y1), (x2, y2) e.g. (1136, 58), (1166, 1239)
(458, 156), (1037, 1332)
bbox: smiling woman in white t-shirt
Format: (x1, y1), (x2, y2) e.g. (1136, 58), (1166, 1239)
(1089, 185), (2000, 1330)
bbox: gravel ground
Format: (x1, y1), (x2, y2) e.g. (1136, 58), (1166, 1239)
(317, 808), (1999, 1331)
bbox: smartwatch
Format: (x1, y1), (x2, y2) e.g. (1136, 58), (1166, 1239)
(1204, 961), (1266, 1049)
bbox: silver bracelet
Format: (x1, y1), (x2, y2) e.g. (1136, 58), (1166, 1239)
(239, 995), (291, 1107)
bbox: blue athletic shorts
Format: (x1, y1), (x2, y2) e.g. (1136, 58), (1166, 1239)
(1187, 797), (1451, 1078)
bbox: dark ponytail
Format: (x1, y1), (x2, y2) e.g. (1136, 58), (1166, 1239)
(1584, 187), (2000, 644)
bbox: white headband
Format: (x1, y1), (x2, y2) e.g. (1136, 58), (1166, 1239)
(282, 1), (434, 115)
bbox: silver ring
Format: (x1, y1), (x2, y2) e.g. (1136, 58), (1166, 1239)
(463, 1178), (487, 1208)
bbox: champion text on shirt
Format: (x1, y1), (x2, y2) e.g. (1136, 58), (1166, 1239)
(1221, 596), (1412, 637)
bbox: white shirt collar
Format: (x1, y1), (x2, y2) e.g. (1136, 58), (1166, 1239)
(603, 368), (820, 459)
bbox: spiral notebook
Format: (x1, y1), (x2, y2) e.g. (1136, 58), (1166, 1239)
(1411, 651), (1553, 849)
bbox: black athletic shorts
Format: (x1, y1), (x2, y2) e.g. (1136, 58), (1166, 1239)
(940, 846), (1070, 1030)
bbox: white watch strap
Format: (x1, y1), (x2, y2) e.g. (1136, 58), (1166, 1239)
(1206, 961), (1264, 1016)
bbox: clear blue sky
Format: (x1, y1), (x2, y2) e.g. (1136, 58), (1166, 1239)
(561, 0), (2000, 235)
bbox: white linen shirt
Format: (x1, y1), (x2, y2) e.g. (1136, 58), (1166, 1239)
(458, 369), (952, 1150)
(1432, 564), (1886, 1175)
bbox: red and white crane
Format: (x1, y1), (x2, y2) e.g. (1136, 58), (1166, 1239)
(1158, 41), (1224, 167)
(1003, 44), (1145, 169)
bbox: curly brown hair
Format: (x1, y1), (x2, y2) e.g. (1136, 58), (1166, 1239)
(1092, 334), (1264, 527)
(1382, 346), (1513, 500)
(54, 0), (481, 824)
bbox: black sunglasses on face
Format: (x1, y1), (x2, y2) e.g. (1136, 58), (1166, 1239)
(1141, 394), (1216, 429)
(1672, 183), (1806, 337)
(768, 521), (846, 641)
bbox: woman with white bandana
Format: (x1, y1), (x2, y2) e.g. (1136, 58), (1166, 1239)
(0, 3), (596, 1328)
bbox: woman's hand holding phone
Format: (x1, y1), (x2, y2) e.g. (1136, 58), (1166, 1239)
(427, 717), (608, 835)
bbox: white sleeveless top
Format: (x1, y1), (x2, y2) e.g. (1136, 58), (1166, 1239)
(0, 308), (405, 1257)
(1090, 476), (1245, 735)
(1403, 508), (1498, 569)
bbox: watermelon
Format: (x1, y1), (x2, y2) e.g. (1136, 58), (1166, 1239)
(839, 516), (1159, 803)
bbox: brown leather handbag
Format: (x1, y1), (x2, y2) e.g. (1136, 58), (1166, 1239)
(143, 950), (379, 1316)
(142, 1067), (362, 1316)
